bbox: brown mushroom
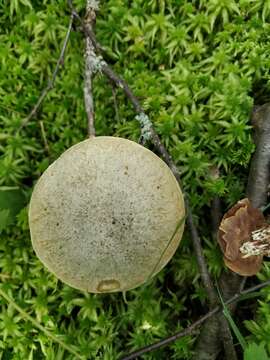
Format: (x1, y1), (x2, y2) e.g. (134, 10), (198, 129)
(218, 198), (267, 276)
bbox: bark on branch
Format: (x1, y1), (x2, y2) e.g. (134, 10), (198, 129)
(84, 1), (98, 137)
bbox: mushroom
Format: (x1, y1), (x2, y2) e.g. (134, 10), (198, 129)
(29, 136), (185, 292)
(218, 198), (270, 276)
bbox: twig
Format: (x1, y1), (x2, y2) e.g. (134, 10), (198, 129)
(79, 21), (180, 172)
(187, 201), (237, 360)
(68, 0), (104, 54)
(18, 13), (74, 131)
(68, 4), (154, 142)
(120, 278), (270, 360)
(111, 84), (120, 123)
(192, 167), (235, 360)
(186, 205), (217, 306)
(210, 195), (236, 360)
(84, 1), (98, 137)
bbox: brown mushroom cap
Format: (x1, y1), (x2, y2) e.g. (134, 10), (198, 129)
(218, 198), (266, 276)
(29, 136), (185, 292)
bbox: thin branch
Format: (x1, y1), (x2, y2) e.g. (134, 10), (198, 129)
(68, 0), (104, 53)
(101, 65), (143, 113)
(187, 202), (237, 360)
(210, 195), (235, 360)
(18, 13), (74, 131)
(121, 279), (270, 360)
(67, 5), (143, 109)
(192, 165), (234, 360)
(186, 205), (217, 306)
(69, 6), (183, 163)
(111, 84), (120, 123)
(82, 31), (180, 174)
(84, 3), (97, 137)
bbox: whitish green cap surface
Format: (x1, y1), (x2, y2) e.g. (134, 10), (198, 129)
(29, 136), (185, 292)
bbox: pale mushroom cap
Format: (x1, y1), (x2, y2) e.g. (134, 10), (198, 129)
(29, 136), (185, 292)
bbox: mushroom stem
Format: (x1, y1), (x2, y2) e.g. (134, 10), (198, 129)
(240, 225), (270, 257)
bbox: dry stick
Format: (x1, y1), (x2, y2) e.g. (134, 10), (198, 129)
(187, 208), (224, 360)
(18, 13), (74, 131)
(192, 175), (236, 360)
(186, 206), (216, 306)
(67, 0), (107, 55)
(121, 278), (270, 360)
(212, 196), (237, 360)
(187, 204), (237, 360)
(74, 6), (236, 358)
(84, 2), (97, 137)
(193, 197), (236, 360)
(68, 3), (178, 172)
(193, 104), (270, 360)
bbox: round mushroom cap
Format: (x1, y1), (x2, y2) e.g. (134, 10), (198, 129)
(29, 136), (185, 292)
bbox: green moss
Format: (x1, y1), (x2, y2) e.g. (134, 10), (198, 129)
(1, 0), (270, 358)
